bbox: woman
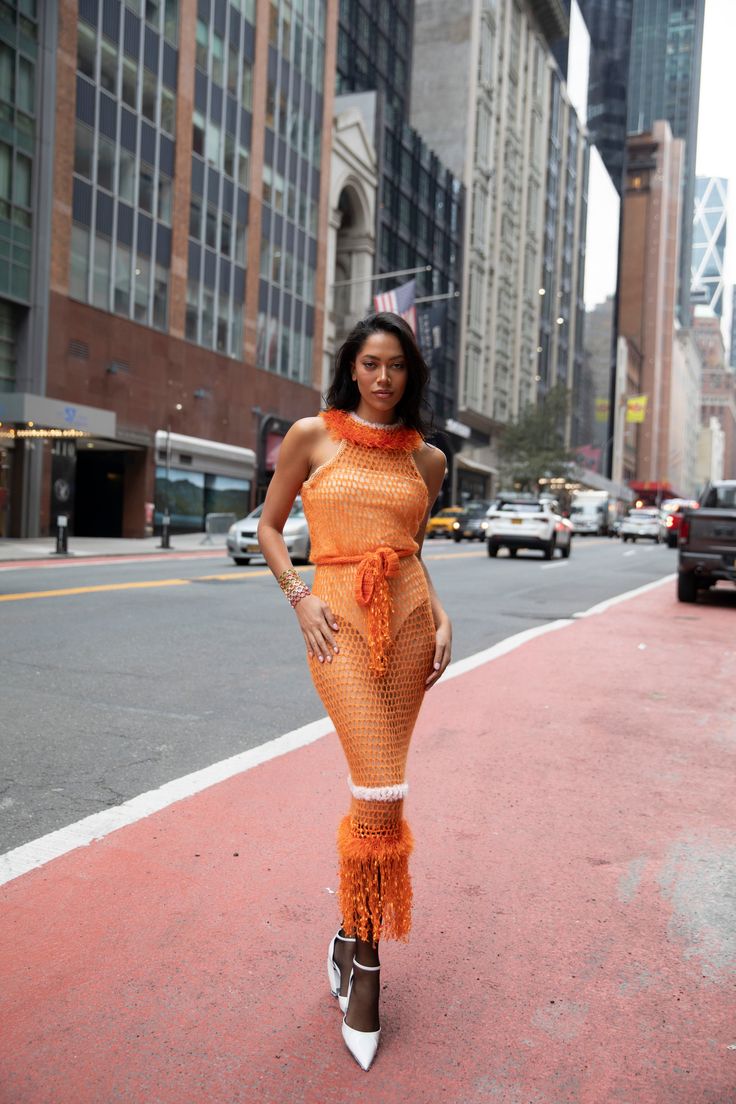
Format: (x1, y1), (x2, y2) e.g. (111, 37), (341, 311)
(258, 312), (452, 1070)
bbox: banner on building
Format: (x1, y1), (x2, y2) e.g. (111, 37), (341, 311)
(594, 397), (609, 423)
(374, 278), (417, 334)
(626, 395), (648, 423)
(417, 299), (445, 364)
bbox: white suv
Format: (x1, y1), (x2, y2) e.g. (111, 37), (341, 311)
(486, 498), (573, 560)
(620, 508), (662, 543)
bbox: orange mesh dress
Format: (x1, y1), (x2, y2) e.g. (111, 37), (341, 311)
(300, 408), (436, 944)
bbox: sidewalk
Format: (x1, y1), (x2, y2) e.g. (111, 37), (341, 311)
(1, 583), (735, 1103)
(0, 531), (228, 562)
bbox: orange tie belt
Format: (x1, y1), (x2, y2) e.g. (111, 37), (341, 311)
(314, 546), (416, 676)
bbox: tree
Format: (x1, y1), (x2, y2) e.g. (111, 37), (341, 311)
(498, 383), (572, 491)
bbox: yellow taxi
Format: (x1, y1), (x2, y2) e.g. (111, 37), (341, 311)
(425, 505), (463, 539)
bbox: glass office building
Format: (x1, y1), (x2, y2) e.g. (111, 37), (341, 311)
(0, 0), (336, 538)
(690, 175), (728, 319)
(626, 0), (705, 324)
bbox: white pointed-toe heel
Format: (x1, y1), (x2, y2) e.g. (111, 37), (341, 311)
(327, 930), (356, 1013)
(341, 958), (381, 1071)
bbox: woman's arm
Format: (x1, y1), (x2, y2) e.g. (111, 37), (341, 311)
(257, 419), (340, 664)
(414, 444), (453, 688)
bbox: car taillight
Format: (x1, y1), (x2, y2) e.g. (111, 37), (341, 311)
(680, 517), (690, 542)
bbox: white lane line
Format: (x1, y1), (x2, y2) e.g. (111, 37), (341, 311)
(623, 550), (636, 557)
(540, 560), (570, 570)
(0, 572), (674, 888)
(572, 573), (675, 619)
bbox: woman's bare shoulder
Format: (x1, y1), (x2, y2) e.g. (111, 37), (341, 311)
(415, 440), (447, 475)
(283, 415), (328, 451)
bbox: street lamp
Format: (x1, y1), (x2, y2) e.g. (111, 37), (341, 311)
(159, 401), (183, 550)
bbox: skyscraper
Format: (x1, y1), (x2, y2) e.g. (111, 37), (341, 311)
(626, 0), (705, 325)
(691, 176), (728, 318)
(412, 0), (589, 489)
(0, 0), (338, 538)
(619, 122), (685, 493)
(577, 0), (633, 192)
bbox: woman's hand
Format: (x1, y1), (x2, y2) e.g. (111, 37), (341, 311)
(425, 617), (452, 689)
(295, 595), (340, 662)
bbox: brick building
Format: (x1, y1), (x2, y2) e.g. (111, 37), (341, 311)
(0, 0), (337, 539)
(618, 122), (686, 497)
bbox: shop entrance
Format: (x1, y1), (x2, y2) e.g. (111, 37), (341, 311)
(75, 449), (126, 537)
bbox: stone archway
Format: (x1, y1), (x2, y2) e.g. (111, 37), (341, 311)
(333, 181), (374, 342)
(323, 100), (378, 391)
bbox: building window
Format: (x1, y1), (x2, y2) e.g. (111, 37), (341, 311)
(186, 280), (199, 340)
(74, 122), (94, 180)
(189, 194), (202, 239)
(97, 136), (116, 192)
(195, 19), (208, 72)
(192, 110), (205, 156)
(77, 23), (96, 81)
(122, 56), (138, 109)
(134, 256), (150, 322)
(114, 243), (132, 314)
(139, 164), (155, 213)
(70, 223), (90, 301)
(100, 39), (118, 95)
(157, 173), (172, 224)
(153, 263), (168, 329)
(118, 147), (136, 204)
(161, 87), (176, 135)
(93, 233), (112, 309)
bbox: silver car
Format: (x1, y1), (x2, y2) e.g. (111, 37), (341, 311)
(226, 499), (310, 565)
(620, 508), (662, 543)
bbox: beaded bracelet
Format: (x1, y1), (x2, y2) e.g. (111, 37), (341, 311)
(277, 567), (311, 609)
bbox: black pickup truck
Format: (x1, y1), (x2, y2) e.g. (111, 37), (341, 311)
(677, 480), (736, 603)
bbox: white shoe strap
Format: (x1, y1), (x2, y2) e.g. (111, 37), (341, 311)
(352, 958), (381, 972)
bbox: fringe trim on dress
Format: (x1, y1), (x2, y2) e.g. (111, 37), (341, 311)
(337, 815), (414, 945)
(320, 408), (423, 452)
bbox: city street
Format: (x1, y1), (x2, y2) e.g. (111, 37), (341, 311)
(1, 536), (682, 854)
(1, 547), (735, 1103)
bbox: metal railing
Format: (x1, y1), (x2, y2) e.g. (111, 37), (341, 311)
(200, 512), (237, 544)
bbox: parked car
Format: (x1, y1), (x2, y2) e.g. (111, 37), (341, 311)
(486, 497), (573, 559)
(660, 498), (699, 548)
(620, 508), (662, 543)
(677, 480), (736, 602)
(227, 499), (310, 565)
(425, 505), (463, 539)
(451, 500), (494, 541)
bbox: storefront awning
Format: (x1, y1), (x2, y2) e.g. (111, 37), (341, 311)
(455, 456), (497, 476)
(0, 393), (116, 437)
(155, 430), (256, 480)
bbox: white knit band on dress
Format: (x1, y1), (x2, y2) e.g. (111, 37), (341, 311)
(347, 776), (409, 802)
(348, 411), (403, 431)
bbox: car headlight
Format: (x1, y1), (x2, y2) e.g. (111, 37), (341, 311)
(228, 524), (237, 537)
(480, 521), (488, 529)
(452, 521), (460, 529)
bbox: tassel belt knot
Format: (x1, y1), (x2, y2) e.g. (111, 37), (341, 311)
(314, 545), (415, 676)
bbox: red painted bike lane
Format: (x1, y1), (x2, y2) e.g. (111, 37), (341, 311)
(2, 583), (735, 1104)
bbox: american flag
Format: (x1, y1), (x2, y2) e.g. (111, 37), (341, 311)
(373, 278), (417, 334)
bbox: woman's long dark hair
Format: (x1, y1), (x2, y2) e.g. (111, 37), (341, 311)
(325, 312), (432, 436)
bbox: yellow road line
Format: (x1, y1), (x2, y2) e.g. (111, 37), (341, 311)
(0, 578), (191, 602)
(0, 566), (314, 602)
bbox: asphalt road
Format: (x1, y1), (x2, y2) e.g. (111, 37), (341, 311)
(1, 536), (677, 853)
